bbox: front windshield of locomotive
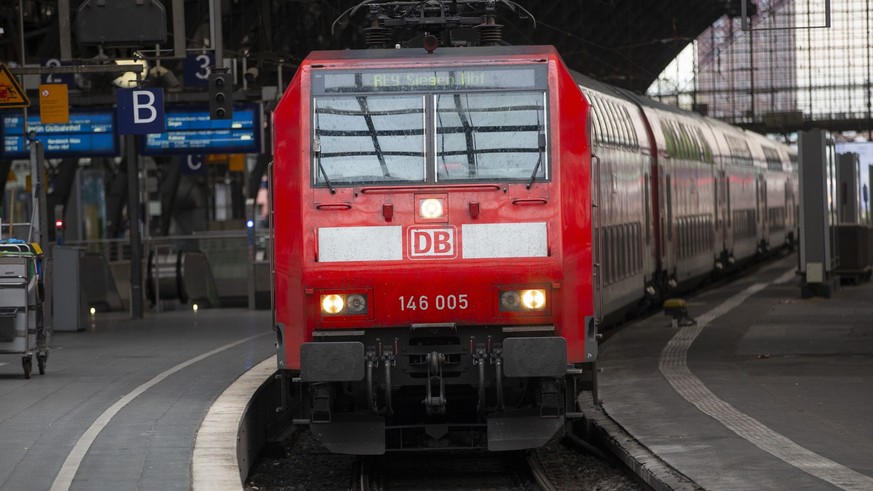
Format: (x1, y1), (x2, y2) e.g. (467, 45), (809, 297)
(311, 64), (548, 187)
(435, 92), (546, 182)
(314, 95), (427, 183)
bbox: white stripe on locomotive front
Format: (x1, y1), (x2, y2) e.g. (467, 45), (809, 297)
(317, 222), (548, 261)
(318, 226), (403, 262)
(462, 222), (548, 258)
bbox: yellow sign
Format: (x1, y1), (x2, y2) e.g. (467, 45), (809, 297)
(39, 84), (70, 124)
(206, 154), (246, 172)
(229, 154), (245, 172)
(0, 64), (30, 108)
(207, 153), (227, 164)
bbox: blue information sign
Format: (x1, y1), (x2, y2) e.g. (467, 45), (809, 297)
(184, 52), (214, 88)
(43, 58), (75, 88)
(182, 154), (206, 174)
(1, 110), (118, 159)
(141, 104), (260, 155)
(116, 88), (166, 135)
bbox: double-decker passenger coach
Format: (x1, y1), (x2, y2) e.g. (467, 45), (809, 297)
(271, 43), (597, 453)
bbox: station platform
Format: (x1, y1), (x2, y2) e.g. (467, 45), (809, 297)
(0, 308), (274, 491)
(2, 254), (871, 491)
(597, 254), (873, 490)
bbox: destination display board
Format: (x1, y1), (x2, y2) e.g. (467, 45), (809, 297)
(1, 110), (118, 159)
(314, 66), (545, 94)
(141, 104), (260, 155)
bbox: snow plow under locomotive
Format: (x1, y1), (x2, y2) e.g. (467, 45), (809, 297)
(270, 1), (797, 455)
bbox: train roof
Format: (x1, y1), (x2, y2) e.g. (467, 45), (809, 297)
(302, 45), (561, 65)
(571, 69), (706, 120)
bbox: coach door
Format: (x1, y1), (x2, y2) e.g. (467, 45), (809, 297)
(757, 173), (767, 248)
(593, 153), (604, 323)
(716, 169), (728, 261)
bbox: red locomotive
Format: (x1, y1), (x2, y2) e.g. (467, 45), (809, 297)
(271, 2), (796, 454)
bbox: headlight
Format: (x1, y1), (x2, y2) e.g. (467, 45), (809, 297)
(521, 289), (546, 309)
(501, 291), (521, 310)
(419, 198), (445, 219)
(321, 294), (345, 314)
(346, 294), (367, 313)
(320, 292), (369, 316)
(499, 288), (547, 312)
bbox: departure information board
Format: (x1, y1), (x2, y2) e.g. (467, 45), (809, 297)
(1, 110), (118, 158)
(142, 105), (260, 155)
(315, 66), (545, 94)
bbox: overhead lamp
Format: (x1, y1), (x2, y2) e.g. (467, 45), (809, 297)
(112, 58), (149, 88)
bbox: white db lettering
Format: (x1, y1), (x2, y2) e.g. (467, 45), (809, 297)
(408, 227), (455, 258)
(414, 231), (432, 255)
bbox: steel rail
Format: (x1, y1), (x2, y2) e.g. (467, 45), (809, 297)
(526, 451), (559, 491)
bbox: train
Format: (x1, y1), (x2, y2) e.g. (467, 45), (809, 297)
(270, 5), (797, 456)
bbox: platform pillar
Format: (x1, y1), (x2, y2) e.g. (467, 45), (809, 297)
(798, 130), (839, 297)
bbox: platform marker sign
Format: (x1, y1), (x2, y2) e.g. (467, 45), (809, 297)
(183, 154), (205, 174)
(43, 58), (75, 88)
(0, 64), (30, 108)
(116, 88), (165, 135)
(184, 51), (214, 88)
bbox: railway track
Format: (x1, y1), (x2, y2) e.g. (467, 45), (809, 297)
(354, 451), (531, 490)
(524, 451), (558, 491)
(245, 426), (641, 491)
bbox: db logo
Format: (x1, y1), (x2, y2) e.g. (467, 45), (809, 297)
(408, 227), (456, 259)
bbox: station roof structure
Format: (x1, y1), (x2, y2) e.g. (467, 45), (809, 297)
(499, 1), (746, 94)
(0, 0), (749, 95)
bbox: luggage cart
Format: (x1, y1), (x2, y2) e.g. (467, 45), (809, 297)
(0, 243), (47, 378)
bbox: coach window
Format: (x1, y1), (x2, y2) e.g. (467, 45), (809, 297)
(727, 135), (753, 166)
(662, 121), (678, 157)
(605, 101), (622, 146)
(597, 99), (613, 146)
(696, 127), (713, 163)
(436, 92), (547, 182)
(764, 147), (783, 171)
(610, 102), (629, 147)
(683, 124), (702, 162)
(611, 102), (624, 146)
(601, 100), (618, 146)
(591, 97), (608, 146)
(681, 124), (697, 161)
(313, 95), (426, 186)
(621, 106), (638, 148)
(588, 108), (601, 146)
(617, 103), (632, 147)
(681, 123), (694, 160)
(677, 123), (693, 160)
(684, 124), (697, 161)
(595, 99), (610, 145)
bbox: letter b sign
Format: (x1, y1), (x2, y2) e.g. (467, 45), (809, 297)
(116, 88), (166, 135)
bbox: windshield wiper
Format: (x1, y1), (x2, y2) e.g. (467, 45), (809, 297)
(357, 96), (391, 178)
(527, 132), (547, 189)
(313, 137), (336, 194)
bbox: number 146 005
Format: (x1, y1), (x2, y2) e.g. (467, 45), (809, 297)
(398, 294), (468, 311)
